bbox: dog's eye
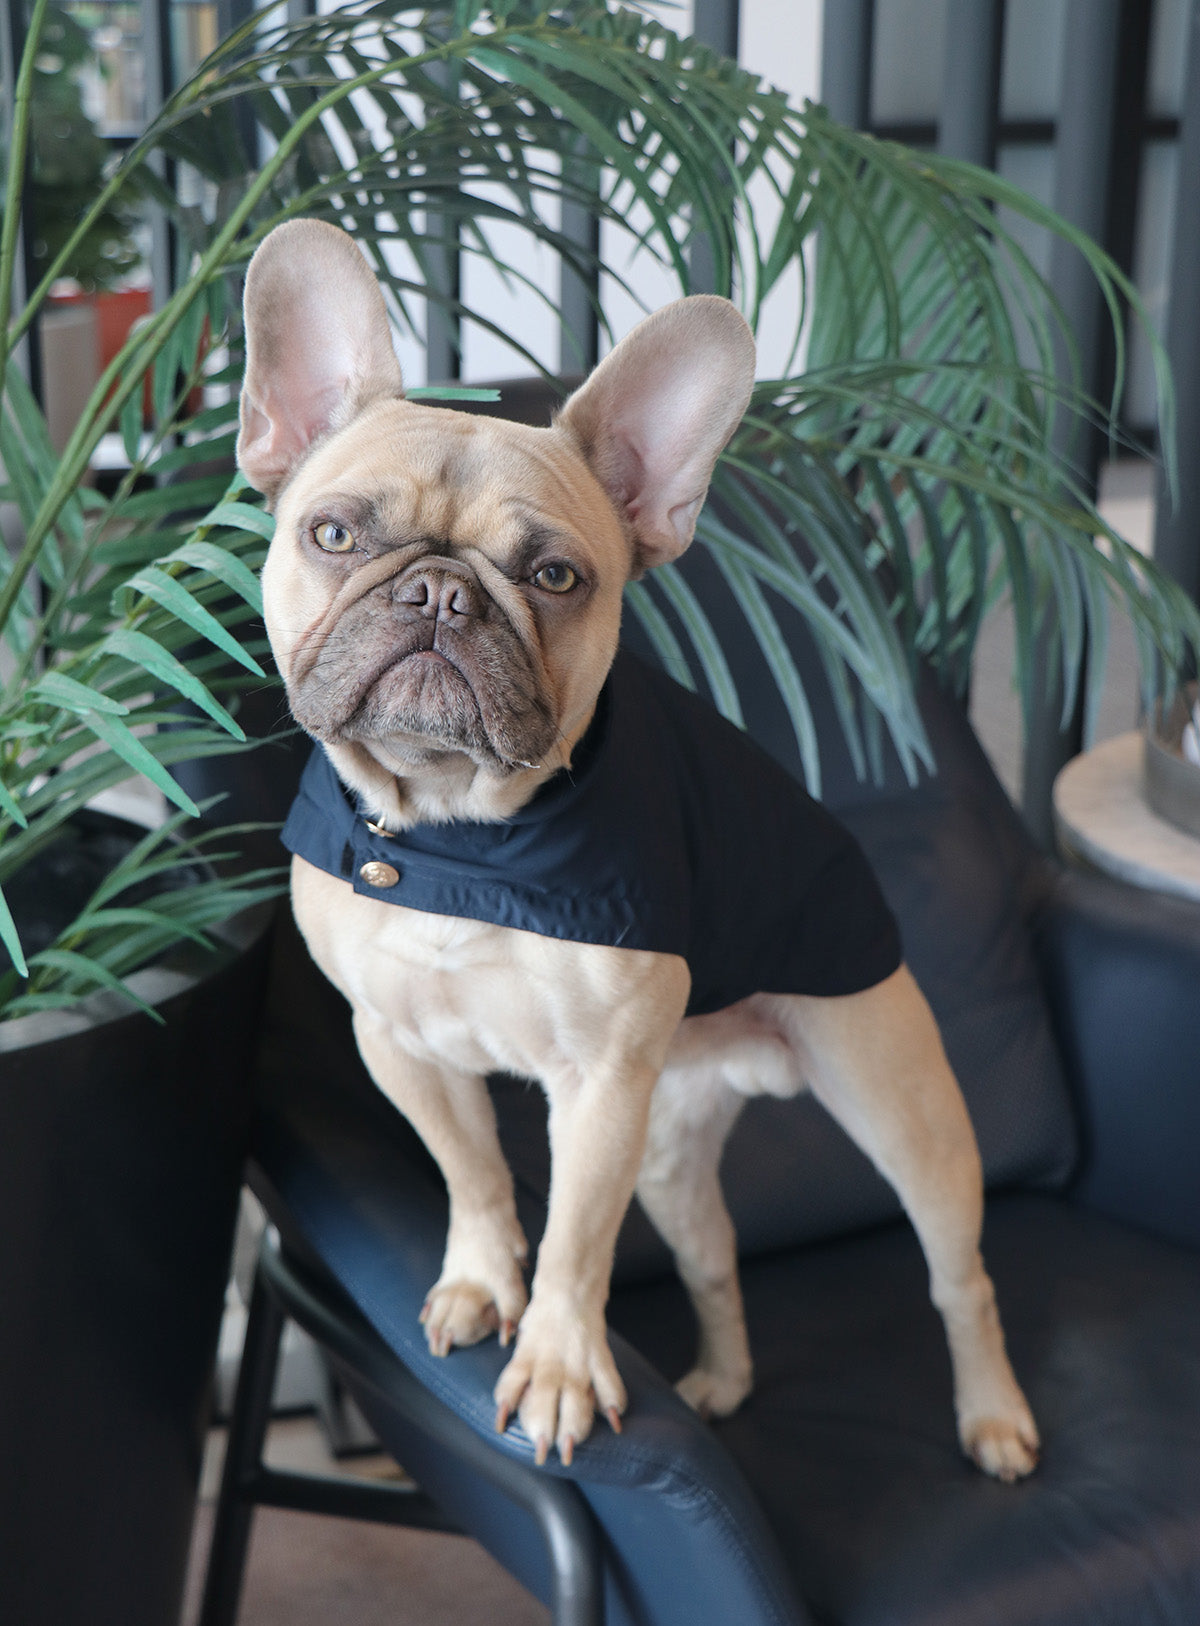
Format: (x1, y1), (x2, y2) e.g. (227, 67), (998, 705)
(314, 521), (355, 553)
(532, 562), (578, 594)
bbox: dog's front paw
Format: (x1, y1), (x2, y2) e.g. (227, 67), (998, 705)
(493, 1297), (626, 1466)
(960, 1403), (1041, 1482)
(675, 1362), (753, 1420)
(421, 1277), (527, 1356)
(422, 1213), (529, 1356)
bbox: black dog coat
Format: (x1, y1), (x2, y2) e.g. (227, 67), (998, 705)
(281, 649), (902, 1017)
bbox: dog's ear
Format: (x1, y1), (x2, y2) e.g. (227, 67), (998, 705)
(557, 296), (755, 572)
(237, 220), (405, 499)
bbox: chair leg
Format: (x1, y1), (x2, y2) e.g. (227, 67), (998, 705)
(255, 1231), (606, 1626)
(199, 1229), (606, 1626)
(196, 1247), (287, 1626)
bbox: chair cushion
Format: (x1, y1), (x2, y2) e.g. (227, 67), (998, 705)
(607, 1192), (1200, 1626)
(250, 924), (1200, 1626)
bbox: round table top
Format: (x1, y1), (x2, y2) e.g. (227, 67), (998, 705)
(1053, 731), (1200, 903)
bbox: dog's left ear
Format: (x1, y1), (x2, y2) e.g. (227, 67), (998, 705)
(557, 296), (755, 572)
(238, 219), (405, 499)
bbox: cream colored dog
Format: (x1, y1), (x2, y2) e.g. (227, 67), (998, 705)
(240, 219), (1040, 1480)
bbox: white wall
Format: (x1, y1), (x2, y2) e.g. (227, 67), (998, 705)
(462, 0), (824, 382)
(309, 0), (825, 384)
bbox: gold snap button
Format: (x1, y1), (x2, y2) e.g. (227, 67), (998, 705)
(359, 860), (400, 889)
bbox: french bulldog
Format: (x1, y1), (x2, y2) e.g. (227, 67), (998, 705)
(239, 218), (1040, 1479)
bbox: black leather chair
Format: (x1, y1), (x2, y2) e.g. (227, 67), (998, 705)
(197, 388), (1200, 1626)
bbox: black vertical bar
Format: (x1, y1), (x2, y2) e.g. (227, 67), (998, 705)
(196, 1258), (288, 1626)
(1103, 2), (1153, 317)
(937, 0), (1005, 167)
(3, 0), (41, 397)
(217, 0), (261, 178)
(693, 0), (739, 60)
(559, 143), (600, 376)
(1046, 0), (1124, 469)
(820, 0), (874, 129)
(689, 0), (741, 295)
(142, 0), (176, 306)
(424, 48), (461, 385)
(1153, 0), (1200, 608)
(556, 2), (598, 376)
(1021, 0), (1131, 844)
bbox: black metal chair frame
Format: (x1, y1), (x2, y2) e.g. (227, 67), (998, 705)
(198, 1226), (604, 1626)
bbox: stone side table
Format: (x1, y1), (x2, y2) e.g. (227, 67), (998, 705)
(1053, 732), (1200, 903)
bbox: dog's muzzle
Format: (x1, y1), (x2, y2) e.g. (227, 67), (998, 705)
(285, 552), (559, 768)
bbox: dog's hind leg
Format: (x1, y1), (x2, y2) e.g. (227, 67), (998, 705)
(352, 1012), (529, 1356)
(776, 969), (1040, 1481)
(636, 1006), (800, 1418)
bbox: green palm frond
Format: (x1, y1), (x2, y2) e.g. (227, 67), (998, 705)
(4, 0), (1200, 1003)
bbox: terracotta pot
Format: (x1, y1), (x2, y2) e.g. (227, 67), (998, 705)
(43, 287), (205, 439)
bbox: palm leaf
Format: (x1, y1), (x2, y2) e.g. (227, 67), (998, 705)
(5, 0), (1200, 1002)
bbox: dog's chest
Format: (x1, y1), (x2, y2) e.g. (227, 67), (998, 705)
(355, 908), (548, 1075)
(397, 967), (526, 1077)
(294, 857), (638, 1080)
(293, 853), (693, 1099)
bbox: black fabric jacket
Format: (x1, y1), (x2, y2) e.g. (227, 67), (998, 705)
(281, 649), (902, 1017)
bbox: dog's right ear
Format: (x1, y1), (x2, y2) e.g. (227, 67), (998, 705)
(237, 220), (404, 500)
(557, 296), (755, 575)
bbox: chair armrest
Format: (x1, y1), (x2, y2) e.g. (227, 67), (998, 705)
(1034, 866), (1200, 1249)
(249, 1061), (808, 1626)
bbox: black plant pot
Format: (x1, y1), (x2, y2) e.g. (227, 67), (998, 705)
(0, 897), (274, 1626)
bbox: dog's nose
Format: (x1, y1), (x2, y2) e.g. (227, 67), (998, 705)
(394, 565), (484, 621)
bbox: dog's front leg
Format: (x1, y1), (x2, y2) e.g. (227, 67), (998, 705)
(493, 1055), (662, 1466)
(352, 1012), (529, 1354)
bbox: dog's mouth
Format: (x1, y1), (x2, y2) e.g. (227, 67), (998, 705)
(286, 562), (560, 771)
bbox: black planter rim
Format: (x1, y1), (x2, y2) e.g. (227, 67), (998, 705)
(0, 897), (275, 1054)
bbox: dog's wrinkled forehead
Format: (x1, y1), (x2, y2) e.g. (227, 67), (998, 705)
(276, 397), (625, 571)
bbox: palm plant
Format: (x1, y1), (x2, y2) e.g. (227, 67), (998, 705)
(4, 0), (1199, 1009)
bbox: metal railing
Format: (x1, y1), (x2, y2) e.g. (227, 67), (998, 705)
(822, 0), (1200, 837)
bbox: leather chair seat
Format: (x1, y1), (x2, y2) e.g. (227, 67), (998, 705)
(200, 380), (1200, 1626)
(249, 950), (1200, 1626)
(609, 1194), (1200, 1626)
